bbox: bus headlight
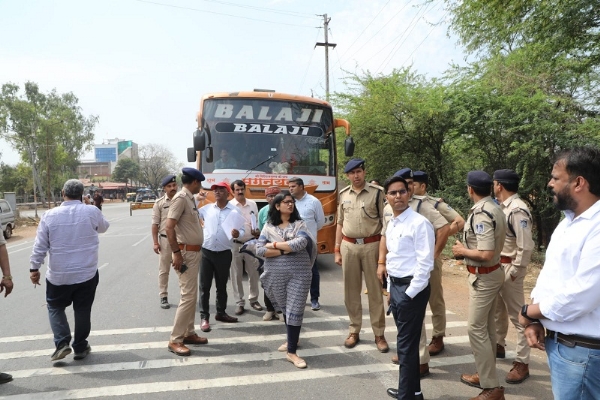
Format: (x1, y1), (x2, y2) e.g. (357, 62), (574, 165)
(323, 214), (336, 226)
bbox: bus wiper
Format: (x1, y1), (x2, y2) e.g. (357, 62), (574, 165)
(246, 154), (278, 174)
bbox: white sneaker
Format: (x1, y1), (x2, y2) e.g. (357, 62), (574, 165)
(263, 311), (275, 321)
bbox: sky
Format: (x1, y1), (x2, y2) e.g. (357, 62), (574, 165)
(0, 0), (466, 168)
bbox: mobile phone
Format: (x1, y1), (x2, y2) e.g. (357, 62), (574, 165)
(179, 264), (188, 273)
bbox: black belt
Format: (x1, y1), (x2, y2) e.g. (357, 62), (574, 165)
(202, 248), (231, 254)
(159, 233), (167, 238)
(233, 239), (244, 245)
(547, 330), (600, 350)
(389, 276), (413, 285)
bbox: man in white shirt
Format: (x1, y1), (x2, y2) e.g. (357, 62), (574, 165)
(289, 177), (325, 310)
(29, 179), (110, 362)
(520, 147), (600, 399)
(377, 175), (434, 400)
(197, 182), (244, 332)
(229, 180), (262, 315)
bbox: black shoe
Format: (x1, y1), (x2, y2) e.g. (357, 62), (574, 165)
(74, 345), (91, 360)
(51, 343), (72, 361)
(0, 372), (13, 384)
(386, 388), (424, 399)
(160, 297), (170, 309)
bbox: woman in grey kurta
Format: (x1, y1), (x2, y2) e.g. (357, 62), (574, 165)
(256, 190), (316, 369)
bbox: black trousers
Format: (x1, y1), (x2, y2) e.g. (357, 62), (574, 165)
(390, 281), (430, 400)
(199, 248), (232, 320)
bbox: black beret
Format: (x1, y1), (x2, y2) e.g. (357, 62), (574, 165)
(413, 171), (428, 184)
(493, 169), (520, 184)
(161, 174), (177, 187)
(394, 168), (413, 179)
(467, 170), (493, 188)
(344, 158), (365, 173)
(181, 167), (205, 182)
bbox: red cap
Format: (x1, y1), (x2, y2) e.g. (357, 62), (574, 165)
(211, 181), (232, 194)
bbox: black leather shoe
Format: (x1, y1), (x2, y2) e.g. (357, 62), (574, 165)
(387, 388), (398, 399)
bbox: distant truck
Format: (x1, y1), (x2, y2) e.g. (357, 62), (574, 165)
(0, 199), (16, 239)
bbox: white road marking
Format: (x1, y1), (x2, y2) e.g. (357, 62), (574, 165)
(131, 234), (149, 247)
(98, 263), (109, 270)
(6, 240), (33, 249)
(0, 314), (462, 344)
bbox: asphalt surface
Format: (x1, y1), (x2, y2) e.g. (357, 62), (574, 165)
(1, 202), (553, 399)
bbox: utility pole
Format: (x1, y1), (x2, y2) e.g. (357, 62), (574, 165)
(315, 14), (336, 101)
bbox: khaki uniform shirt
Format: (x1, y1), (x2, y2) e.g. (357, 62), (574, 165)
(413, 194), (462, 225)
(383, 198), (447, 234)
(151, 195), (173, 235)
(463, 196), (506, 267)
(167, 187), (203, 247)
(500, 193), (534, 267)
(337, 183), (384, 238)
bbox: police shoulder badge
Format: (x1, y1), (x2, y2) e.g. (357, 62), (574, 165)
(475, 223), (484, 234)
(520, 219), (528, 228)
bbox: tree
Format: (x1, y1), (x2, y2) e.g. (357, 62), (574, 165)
(138, 144), (181, 190)
(0, 82), (98, 205)
(112, 158), (140, 192)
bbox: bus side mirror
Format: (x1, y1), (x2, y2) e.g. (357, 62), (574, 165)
(187, 147), (197, 163)
(205, 146), (213, 163)
(344, 137), (355, 157)
(193, 129), (207, 151)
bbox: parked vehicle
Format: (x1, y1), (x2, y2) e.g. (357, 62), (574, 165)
(0, 199), (16, 239)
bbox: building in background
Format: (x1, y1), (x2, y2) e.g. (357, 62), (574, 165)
(77, 138), (139, 181)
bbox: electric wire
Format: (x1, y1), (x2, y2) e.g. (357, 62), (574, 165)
(196, 0), (319, 18)
(299, 27), (323, 94)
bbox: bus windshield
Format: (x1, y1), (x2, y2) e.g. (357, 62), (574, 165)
(200, 98), (336, 190)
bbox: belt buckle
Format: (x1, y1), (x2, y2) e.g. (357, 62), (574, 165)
(355, 238), (365, 245)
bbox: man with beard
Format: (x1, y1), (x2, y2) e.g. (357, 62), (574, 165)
(520, 147), (600, 399)
(152, 174), (179, 309)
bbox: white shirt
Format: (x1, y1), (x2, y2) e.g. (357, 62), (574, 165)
(198, 202), (243, 252)
(294, 192), (325, 239)
(230, 198), (258, 242)
(30, 200), (110, 285)
(385, 206), (434, 299)
(531, 199), (600, 338)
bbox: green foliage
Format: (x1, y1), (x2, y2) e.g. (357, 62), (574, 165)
(138, 144), (181, 190)
(112, 158), (140, 187)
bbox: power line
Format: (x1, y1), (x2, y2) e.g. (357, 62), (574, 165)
(196, 0), (319, 19)
(133, 0), (315, 28)
(299, 27), (323, 94)
(400, 10), (449, 68)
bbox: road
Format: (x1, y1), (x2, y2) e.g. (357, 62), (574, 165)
(1, 202), (552, 399)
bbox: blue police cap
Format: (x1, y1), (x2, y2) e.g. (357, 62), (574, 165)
(161, 174), (177, 187)
(393, 168), (413, 179)
(467, 170), (493, 188)
(493, 169), (519, 184)
(181, 167), (205, 182)
(344, 158), (365, 173)
(413, 170), (428, 184)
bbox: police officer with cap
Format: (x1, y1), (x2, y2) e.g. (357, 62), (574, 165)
(152, 174), (178, 309)
(452, 171), (507, 400)
(165, 167), (208, 356)
(335, 158), (388, 352)
(412, 170), (465, 356)
(383, 168), (450, 378)
(492, 169), (534, 384)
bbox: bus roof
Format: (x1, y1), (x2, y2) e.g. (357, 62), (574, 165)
(199, 91), (332, 109)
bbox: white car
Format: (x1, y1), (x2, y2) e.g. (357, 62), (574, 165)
(0, 199), (16, 239)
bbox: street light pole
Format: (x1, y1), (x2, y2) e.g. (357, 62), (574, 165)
(28, 141), (39, 219)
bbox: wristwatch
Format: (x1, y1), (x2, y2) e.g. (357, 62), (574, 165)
(30, 269), (39, 273)
(521, 304), (537, 322)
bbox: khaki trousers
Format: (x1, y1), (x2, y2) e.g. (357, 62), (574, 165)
(468, 267), (504, 389)
(158, 235), (173, 298)
(496, 262), (530, 363)
(230, 242), (259, 306)
(170, 249), (201, 343)
(341, 240), (385, 336)
(428, 257), (446, 337)
(419, 321), (430, 364)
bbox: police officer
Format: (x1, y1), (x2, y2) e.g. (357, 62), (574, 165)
(165, 167), (208, 356)
(452, 171), (507, 400)
(413, 170), (465, 355)
(152, 174), (178, 309)
(493, 169), (534, 384)
(384, 168), (450, 378)
(335, 158), (388, 352)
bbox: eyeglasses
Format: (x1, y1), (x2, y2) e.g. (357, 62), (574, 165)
(281, 200), (295, 205)
(387, 189), (408, 197)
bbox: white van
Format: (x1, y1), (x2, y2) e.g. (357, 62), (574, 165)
(0, 199), (16, 239)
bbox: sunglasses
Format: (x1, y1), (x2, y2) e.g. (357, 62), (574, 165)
(281, 200), (295, 205)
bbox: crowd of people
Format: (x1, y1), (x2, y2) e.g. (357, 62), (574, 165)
(1, 147), (599, 400)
